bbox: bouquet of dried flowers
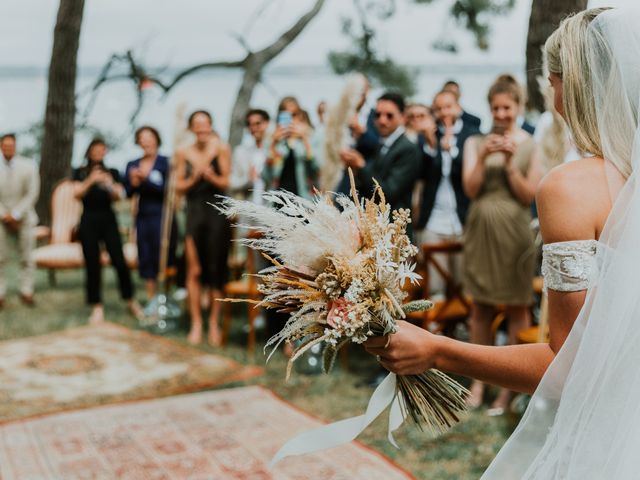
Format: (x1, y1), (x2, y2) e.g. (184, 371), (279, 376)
(216, 173), (468, 439)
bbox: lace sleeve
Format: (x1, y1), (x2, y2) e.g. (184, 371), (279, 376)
(541, 240), (598, 292)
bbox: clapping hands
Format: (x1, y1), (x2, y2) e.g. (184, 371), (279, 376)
(89, 168), (113, 188)
(339, 148), (365, 170)
(128, 167), (145, 187)
(483, 134), (517, 163)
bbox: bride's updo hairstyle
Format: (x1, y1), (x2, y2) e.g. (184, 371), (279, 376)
(544, 7), (635, 177)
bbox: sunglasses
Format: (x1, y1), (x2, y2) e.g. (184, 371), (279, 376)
(375, 111), (396, 120)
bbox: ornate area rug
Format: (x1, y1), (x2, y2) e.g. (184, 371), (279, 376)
(0, 323), (262, 422)
(0, 386), (414, 479)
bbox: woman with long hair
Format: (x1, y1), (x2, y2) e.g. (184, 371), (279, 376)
(366, 7), (640, 477)
(264, 96), (318, 199)
(462, 74), (544, 413)
(73, 138), (142, 323)
(175, 111), (231, 345)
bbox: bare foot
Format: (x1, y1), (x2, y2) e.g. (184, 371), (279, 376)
(127, 300), (144, 321)
(488, 387), (512, 415)
(187, 323), (203, 345)
(207, 324), (222, 347)
(466, 380), (484, 409)
(89, 305), (105, 325)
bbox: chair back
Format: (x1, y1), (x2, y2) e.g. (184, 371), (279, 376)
(418, 240), (471, 333)
(49, 180), (82, 244)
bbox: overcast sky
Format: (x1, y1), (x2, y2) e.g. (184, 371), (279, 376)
(1, 0), (634, 70)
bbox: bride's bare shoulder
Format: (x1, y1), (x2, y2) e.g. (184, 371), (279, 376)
(536, 157), (608, 243)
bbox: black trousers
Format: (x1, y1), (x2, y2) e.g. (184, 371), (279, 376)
(79, 212), (133, 305)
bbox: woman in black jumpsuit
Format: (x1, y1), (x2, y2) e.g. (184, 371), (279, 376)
(73, 138), (142, 324)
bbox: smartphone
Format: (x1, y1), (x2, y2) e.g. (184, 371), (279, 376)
(491, 124), (506, 135)
(277, 111), (293, 128)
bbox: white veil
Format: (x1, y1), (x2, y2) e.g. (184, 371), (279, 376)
(482, 7), (640, 479)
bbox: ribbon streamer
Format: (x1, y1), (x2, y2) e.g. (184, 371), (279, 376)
(270, 373), (406, 467)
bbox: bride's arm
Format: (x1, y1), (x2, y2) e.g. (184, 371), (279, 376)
(366, 165), (592, 394)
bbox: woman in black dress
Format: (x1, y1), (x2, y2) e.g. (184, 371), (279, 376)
(73, 138), (143, 324)
(175, 111), (231, 345)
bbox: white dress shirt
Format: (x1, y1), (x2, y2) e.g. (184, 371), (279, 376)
(380, 126), (406, 157)
(230, 139), (268, 204)
(424, 119), (464, 236)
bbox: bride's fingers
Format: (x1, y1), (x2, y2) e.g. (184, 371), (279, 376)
(363, 336), (389, 349)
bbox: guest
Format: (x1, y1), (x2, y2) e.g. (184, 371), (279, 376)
(230, 108), (270, 204)
(175, 111), (232, 345)
(0, 133), (39, 308)
(404, 103), (434, 144)
(73, 138), (142, 324)
(124, 126), (176, 300)
(336, 75), (379, 195)
(461, 74), (544, 413)
(316, 100), (327, 125)
(340, 91), (420, 386)
(263, 96), (318, 199)
(263, 97), (319, 354)
(312, 102), (327, 170)
(350, 76), (379, 159)
(442, 80), (482, 129)
(415, 90), (480, 296)
(340, 92), (421, 215)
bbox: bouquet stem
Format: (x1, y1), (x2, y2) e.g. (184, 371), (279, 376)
(396, 370), (469, 434)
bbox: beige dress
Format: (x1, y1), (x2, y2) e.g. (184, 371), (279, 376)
(463, 135), (536, 305)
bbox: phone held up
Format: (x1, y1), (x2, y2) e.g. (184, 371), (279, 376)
(277, 111), (293, 128)
(490, 124), (507, 136)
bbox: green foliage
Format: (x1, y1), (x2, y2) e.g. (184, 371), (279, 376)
(449, 0), (516, 50)
(328, 0), (516, 89)
(328, 2), (417, 97)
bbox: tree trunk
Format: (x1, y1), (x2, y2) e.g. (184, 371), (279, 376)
(37, 0), (85, 225)
(525, 0), (587, 113)
(227, 0), (326, 148)
(229, 59), (263, 149)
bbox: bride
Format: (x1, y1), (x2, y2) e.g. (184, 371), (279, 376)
(366, 7), (640, 478)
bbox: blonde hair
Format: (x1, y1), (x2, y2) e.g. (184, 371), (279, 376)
(487, 74), (524, 106)
(544, 8), (621, 173)
(538, 76), (570, 171)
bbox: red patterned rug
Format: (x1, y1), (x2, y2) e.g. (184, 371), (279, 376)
(0, 386), (414, 479)
(0, 323), (262, 423)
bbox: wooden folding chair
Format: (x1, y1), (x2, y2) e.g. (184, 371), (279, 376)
(221, 229), (263, 354)
(517, 276), (549, 343)
(407, 240), (472, 336)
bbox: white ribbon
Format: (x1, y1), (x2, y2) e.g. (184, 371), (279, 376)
(270, 372), (406, 467)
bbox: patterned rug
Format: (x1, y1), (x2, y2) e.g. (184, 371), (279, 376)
(0, 323), (262, 423)
(0, 386), (414, 479)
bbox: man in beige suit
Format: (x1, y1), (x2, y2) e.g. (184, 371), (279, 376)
(0, 133), (40, 307)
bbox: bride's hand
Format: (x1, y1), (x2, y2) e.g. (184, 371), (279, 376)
(364, 320), (440, 375)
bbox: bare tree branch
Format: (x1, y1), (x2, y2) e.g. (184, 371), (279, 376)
(252, 0), (325, 63)
(79, 0), (325, 146)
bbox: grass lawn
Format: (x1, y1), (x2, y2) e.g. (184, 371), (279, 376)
(0, 261), (516, 479)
